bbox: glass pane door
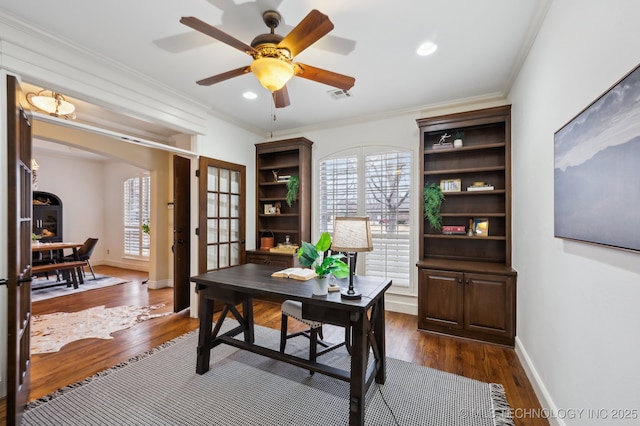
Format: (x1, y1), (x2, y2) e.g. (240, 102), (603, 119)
(199, 157), (246, 272)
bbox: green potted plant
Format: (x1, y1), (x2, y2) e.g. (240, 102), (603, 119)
(423, 183), (445, 231)
(453, 130), (464, 148)
(298, 232), (349, 295)
(286, 175), (299, 207)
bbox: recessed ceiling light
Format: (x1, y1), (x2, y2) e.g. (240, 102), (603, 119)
(243, 91), (258, 100)
(417, 41), (438, 56)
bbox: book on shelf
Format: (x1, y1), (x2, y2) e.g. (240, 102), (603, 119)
(442, 225), (466, 235)
(432, 142), (453, 150)
(467, 185), (494, 192)
(271, 267), (317, 281)
(277, 175), (291, 182)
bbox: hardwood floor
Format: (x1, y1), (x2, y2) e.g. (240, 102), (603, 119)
(2, 265), (548, 425)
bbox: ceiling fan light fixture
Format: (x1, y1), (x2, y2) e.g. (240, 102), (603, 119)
(251, 57), (294, 92)
(26, 89), (76, 118)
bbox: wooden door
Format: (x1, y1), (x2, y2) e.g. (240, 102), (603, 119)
(5, 74), (33, 425)
(173, 155), (191, 312)
(198, 157), (246, 273)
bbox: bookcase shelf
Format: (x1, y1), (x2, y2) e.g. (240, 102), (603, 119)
(254, 138), (312, 249)
(416, 105), (517, 346)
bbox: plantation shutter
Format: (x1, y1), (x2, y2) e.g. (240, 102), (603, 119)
(124, 174), (150, 258)
(364, 151), (411, 287)
(319, 155), (359, 233)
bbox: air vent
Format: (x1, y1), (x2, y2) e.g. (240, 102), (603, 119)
(327, 89), (352, 100)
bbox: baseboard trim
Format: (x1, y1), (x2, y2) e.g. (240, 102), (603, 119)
(515, 336), (564, 426)
(147, 278), (172, 290)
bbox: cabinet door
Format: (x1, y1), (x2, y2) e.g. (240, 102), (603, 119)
(464, 273), (515, 340)
(418, 269), (464, 330)
(33, 205), (61, 242)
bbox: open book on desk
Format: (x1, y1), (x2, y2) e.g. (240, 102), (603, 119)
(271, 268), (317, 281)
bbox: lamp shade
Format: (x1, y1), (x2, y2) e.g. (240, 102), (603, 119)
(331, 217), (373, 252)
(251, 57), (294, 92)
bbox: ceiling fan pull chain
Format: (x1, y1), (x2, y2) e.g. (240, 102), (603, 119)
(270, 100), (275, 138)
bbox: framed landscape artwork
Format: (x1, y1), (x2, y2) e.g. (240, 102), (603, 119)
(554, 63), (640, 252)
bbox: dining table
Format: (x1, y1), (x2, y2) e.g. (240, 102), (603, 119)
(31, 241), (85, 286)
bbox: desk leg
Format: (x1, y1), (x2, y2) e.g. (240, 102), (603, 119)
(196, 297), (214, 375)
(372, 297), (386, 384)
(242, 298), (255, 344)
(349, 312), (366, 426)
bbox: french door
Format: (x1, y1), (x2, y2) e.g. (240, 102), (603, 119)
(198, 157), (246, 273)
(5, 74), (33, 424)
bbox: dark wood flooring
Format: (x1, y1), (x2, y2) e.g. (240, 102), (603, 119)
(1, 265), (547, 425)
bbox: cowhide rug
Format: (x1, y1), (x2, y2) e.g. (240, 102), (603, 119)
(31, 304), (172, 354)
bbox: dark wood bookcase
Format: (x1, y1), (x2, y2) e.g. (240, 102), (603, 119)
(254, 138), (312, 250)
(416, 105), (517, 346)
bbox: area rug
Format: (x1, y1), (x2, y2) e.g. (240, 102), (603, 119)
(31, 304), (172, 354)
(31, 274), (130, 303)
(23, 321), (514, 425)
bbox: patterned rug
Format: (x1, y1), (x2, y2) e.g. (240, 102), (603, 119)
(24, 321), (515, 425)
(31, 274), (130, 303)
(31, 304), (172, 354)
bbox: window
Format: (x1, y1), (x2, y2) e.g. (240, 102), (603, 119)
(123, 174), (150, 258)
(319, 149), (412, 287)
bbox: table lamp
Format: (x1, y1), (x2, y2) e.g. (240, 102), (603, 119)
(331, 217), (373, 300)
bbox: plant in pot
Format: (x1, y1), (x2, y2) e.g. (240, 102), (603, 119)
(298, 232), (349, 295)
(423, 183), (445, 231)
(286, 175), (299, 207)
(453, 130), (464, 148)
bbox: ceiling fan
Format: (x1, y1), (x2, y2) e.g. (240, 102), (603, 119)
(180, 9), (356, 108)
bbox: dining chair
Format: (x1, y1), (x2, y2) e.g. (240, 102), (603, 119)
(63, 237), (99, 280)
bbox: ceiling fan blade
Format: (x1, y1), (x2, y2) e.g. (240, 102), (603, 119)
(273, 86), (291, 108)
(196, 66), (251, 86)
(278, 9), (334, 57)
(180, 16), (257, 55)
(293, 63), (355, 91)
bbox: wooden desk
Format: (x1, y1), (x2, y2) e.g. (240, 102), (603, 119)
(32, 242), (85, 287)
(191, 263), (392, 426)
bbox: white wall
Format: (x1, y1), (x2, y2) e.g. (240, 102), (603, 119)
(509, 1), (640, 424)
(32, 150), (106, 256)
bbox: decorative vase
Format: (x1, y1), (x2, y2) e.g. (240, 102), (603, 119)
(312, 276), (329, 296)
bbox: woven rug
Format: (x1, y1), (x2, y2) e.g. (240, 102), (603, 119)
(31, 274), (129, 303)
(23, 321), (514, 426)
(31, 304), (172, 354)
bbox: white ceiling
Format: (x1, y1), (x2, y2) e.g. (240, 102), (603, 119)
(1, 0), (549, 136)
